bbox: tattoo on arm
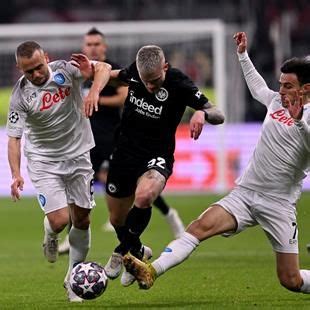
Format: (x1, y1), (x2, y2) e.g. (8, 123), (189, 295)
(203, 105), (225, 125)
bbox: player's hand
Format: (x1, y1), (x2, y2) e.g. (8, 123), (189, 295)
(286, 90), (307, 120)
(10, 176), (24, 202)
(70, 53), (93, 79)
(83, 90), (99, 117)
(190, 110), (205, 140)
(233, 32), (247, 53)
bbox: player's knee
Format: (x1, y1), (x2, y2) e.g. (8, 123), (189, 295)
(187, 217), (215, 241)
(48, 216), (69, 233)
(278, 272), (302, 292)
(135, 189), (154, 208)
(72, 214), (90, 230)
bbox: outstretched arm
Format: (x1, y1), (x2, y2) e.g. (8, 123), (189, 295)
(233, 32), (277, 107)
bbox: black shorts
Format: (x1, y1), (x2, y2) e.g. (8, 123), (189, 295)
(106, 148), (174, 198)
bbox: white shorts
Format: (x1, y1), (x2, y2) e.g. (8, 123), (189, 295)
(213, 186), (298, 254)
(27, 152), (95, 214)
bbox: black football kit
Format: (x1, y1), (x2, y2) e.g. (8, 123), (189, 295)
(106, 61), (210, 197)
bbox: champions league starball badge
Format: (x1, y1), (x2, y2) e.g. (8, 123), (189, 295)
(8, 111), (19, 124)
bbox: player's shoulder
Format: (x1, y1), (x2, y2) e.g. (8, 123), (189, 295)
(166, 66), (192, 86)
(105, 58), (121, 70)
(49, 60), (70, 71)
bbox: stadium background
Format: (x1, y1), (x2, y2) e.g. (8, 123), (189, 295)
(0, 1), (309, 309)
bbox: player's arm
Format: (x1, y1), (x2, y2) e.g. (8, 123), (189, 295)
(190, 103), (225, 140)
(8, 136), (24, 201)
(287, 89), (310, 142)
(98, 85), (128, 107)
(83, 61), (112, 117)
(234, 32), (276, 107)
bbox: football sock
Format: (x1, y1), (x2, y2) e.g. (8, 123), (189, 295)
(115, 226), (127, 242)
(152, 232), (200, 276)
(43, 216), (57, 237)
(114, 206), (152, 255)
(300, 270), (310, 293)
(64, 226), (91, 281)
(153, 195), (169, 215)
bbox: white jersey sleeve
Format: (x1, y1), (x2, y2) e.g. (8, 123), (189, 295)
(6, 78), (28, 138)
(238, 51), (277, 107)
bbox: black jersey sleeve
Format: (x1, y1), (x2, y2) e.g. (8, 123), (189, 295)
(118, 62), (139, 84)
(176, 70), (211, 110)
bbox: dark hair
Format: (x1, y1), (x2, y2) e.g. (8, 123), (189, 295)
(280, 56), (310, 85)
(86, 27), (104, 38)
(16, 41), (43, 59)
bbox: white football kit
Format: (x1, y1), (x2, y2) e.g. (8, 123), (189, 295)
(215, 51), (310, 253)
(7, 60), (95, 213)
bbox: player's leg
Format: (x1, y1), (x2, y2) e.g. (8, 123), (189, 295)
(27, 158), (70, 263)
(58, 218), (72, 255)
(124, 204), (237, 289)
(120, 169), (166, 256)
(63, 152), (95, 302)
(44, 208), (69, 263)
(153, 195), (185, 238)
(104, 194), (134, 279)
(124, 186), (255, 289)
(256, 193), (310, 293)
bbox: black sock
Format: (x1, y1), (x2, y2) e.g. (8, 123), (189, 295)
(153, 195), (169, 215)
(114, 206), (152, 256)
(114, 226), (127, 242)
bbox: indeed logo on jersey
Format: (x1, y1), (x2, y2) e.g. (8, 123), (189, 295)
(40, 87), (71, 111)
(270, 108), (294, 126)
(129, 90), (163, 119)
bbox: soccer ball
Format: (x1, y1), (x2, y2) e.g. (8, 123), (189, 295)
(69, 262), (108, 300)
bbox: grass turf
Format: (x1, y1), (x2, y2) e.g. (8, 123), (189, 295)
(0, 193), (310, 309)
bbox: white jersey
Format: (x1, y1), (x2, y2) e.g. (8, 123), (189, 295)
(236, 52), (310, 203)
(6, 60), (95, 161)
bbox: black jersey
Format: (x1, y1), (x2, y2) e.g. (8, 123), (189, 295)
(83, 59), (122, 146)
(117, 61), (210, 157)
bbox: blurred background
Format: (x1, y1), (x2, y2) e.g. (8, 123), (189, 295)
(0, 0), (309, 195)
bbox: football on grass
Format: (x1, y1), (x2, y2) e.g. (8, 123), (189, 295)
(69, 262), (108, 300)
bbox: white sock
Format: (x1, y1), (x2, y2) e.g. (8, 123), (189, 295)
(43, 216), (57, 239)
(300, 270), (310, 293)
(152, 232), (199, 276)
(64, 226), (91, 282)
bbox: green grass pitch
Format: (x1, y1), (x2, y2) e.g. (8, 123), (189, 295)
(0, 193), (310, 309)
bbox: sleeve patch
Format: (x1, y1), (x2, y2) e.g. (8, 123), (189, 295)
(8, 111), (19, 124)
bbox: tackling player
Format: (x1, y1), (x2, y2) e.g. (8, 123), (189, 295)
(123, 32), (310, 295)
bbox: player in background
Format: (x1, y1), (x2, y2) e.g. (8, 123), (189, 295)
(7, 41), (111, 302)
(58, 28), (185, 254)
(76, 45), (225, 286)
(123, 32), (310, 295)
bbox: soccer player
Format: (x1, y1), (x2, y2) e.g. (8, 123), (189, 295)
(122, 32), (310, 295)
(77, 45), (225, 285)
(58, 29), (185, 254)
(7, 41), (111, 302)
